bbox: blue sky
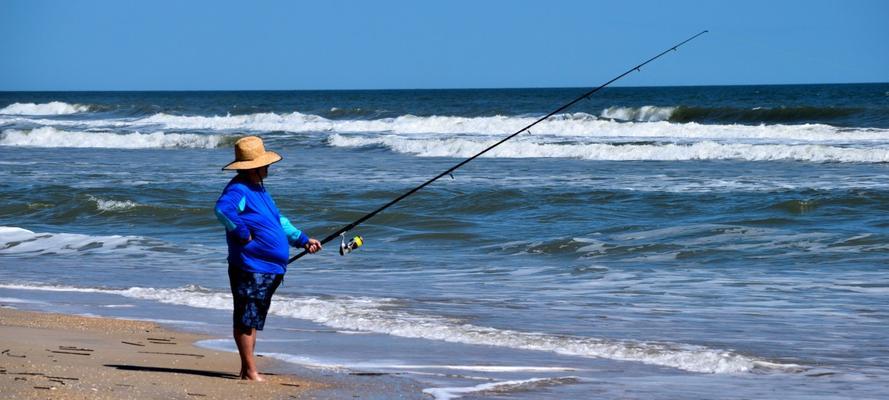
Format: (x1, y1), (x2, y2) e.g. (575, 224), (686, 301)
(1, 0), (887, 90)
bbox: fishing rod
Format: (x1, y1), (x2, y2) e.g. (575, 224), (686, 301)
(289, 30), (708, 264)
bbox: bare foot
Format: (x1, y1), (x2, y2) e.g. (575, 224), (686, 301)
(242, 370), (265, 382)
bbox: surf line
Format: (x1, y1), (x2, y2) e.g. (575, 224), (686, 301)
(288, 30), (709, 264)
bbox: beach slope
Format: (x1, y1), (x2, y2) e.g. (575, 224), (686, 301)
(0, 308), (323, 399)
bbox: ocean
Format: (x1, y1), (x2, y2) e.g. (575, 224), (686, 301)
(1, 84), (888, 399)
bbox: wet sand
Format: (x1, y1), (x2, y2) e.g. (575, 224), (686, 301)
(0, 308), (326, 399)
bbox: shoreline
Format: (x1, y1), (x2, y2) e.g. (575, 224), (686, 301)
(0, 307), (329, 399)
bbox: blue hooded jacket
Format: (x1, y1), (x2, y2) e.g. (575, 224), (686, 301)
(215, 175), (308, 274)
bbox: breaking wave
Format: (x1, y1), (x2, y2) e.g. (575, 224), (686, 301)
(0, 127), (225, 149)
(6, 111), (887, 143)
(86, 195), (140, 212)
(599, 105), (873, 125)
(0, 226), (146, 255)
(328, 134), (889, 163)
(600, 106), (675, 122)
(0, 101), (91, 115)
(0, 283), (806, 374)
(324, 106), (386, 119)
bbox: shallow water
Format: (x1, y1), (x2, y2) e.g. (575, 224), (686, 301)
(1, 85), (888, 399)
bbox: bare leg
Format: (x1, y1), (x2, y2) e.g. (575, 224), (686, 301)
(233, 326), (264, 381)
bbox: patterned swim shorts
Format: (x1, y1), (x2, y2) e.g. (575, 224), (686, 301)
(228, 268), (283, 330)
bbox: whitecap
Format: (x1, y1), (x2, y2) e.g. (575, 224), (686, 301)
(0, 226), (145, 255)
(0, 127), (223, 149)
(87, 195), (140, 212)
(0, 101), (90, 115)
(328, 135), (889, 163)
(600, 105), (676, 122)
(6, 111), (889, 144)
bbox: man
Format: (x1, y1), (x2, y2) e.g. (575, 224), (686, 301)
(215, 136), (321, 381)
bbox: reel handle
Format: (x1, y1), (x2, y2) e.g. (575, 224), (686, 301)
(339, 235), (364, 256)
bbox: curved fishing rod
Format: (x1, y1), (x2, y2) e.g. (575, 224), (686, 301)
(289, 30), (708, 264)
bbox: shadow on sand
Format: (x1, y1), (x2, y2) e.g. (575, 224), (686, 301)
(104, 364), (239, 379)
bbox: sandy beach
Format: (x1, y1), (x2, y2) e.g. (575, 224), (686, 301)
(0, 308), (326, 399)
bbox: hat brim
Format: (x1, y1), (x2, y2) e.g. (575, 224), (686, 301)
(222, 151), (282, 170)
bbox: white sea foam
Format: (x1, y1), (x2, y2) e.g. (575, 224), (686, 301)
(423, 376), (581, 400)
(328, 134), (889, 163)
(600, 106), (676, 122)
(0, 226), (37, 243)
(0, 127), (223, 149)
(266, 294), (799, 374)
(0, 226), (144, 255)
(0, 297), (47, 304)
(87, 195), (140, 212)
(0, 283), (805, 374)
(200, 346), (582, 373)
(0, 284), (116, 293)
(6, 111), (889, 143)
(135, 112), (324, 131)
(345, 364), (579, 373)
(0, 101), (90, 115)
(235, 351), (582, 379)
(252, 351), (349, 371)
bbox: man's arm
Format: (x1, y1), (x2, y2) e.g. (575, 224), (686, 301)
(215, 188), (252, 243)
(280, 215), (322, 253)
(279, 215), (309, 247)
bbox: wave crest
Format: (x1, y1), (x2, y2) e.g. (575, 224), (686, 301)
(0, 127), (224, 149)
(0, 101), (91, 115)
(600, 106), (675, 122)
(87, 195), (140, 212)
(0, 226), (141, 255)
(6, 110), (888, 142)
(328, 134), (889, 163)
(597, 105), (869, 124)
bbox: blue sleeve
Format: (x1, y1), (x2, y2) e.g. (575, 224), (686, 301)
(280, 215), (309, 247)
(215, 186), (251, 241)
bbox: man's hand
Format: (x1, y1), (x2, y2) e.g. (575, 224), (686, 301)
(304, 238), (322, 254)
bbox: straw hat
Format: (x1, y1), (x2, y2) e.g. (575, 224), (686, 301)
(222, 136), (282, 170)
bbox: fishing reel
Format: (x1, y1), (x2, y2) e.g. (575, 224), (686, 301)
(339, 234), (364, 256)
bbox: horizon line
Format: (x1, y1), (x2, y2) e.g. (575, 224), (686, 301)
(1, 81), (887, 93)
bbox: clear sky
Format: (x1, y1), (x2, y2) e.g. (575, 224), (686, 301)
(1, 0), (887, 90)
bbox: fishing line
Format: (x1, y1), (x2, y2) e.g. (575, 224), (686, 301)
(289, 30), (708, 264)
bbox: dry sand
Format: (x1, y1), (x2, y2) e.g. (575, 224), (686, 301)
(0, 308), (327, 399)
